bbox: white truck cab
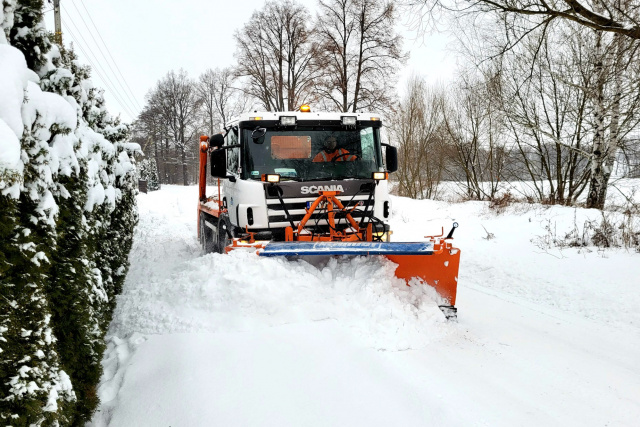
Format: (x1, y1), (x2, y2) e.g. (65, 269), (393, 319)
(198, 108), (397, 247)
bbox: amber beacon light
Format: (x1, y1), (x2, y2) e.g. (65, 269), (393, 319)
(300, 104), (311, 113)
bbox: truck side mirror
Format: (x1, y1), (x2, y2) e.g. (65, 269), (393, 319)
(210, 149), (227, 178)
(385, 145), (398, 173)
(210, 133), (224, 149)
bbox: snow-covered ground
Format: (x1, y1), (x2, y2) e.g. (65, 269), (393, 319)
(90, 185), (640, 426)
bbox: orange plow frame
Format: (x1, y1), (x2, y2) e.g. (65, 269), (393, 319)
(251, 189), (460, 309)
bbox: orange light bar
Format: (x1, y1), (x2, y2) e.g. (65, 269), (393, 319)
(261, 174), (281, 183)
(300, 104), (311, 113)
(250, 116), (263, 120)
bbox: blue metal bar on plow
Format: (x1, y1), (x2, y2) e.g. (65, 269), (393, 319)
(259, 241), (435, 257)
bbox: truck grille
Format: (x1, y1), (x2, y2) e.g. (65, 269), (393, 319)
(266, 195), (374, 228)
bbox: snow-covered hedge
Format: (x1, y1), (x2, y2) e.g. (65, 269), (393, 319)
(0, 1), (138, 424)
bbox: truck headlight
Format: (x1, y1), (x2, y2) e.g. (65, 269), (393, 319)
(262, 174), (281, 183)
(372, 172), (388, 181)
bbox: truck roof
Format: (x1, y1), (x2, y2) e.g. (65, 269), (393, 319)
(228, 110), (383, 125)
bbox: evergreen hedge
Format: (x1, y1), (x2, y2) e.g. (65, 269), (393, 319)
(1, 1), (139, 424)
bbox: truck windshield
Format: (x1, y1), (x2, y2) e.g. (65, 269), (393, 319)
(242, 126), (383, 181)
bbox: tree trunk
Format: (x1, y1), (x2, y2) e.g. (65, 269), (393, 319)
(586, 31), (607, 210)
(181, 147), (188, 186)
(602, 33), (624, 197)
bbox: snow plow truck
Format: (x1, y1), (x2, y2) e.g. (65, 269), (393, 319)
(196, 106), (461, 319)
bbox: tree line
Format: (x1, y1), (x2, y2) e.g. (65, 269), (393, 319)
(1, 1), (138, 424)
(133, 0), (639, 210)
(392, 0), (640, 208)
(132, 0), (405, 186)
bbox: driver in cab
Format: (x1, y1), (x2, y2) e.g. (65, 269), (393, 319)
(313, 136), (356, 162)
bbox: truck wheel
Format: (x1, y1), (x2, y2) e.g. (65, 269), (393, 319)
(200, 213), (215, 253)
(216, 215), (233, 254)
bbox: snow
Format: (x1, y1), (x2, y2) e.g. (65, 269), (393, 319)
(77, 126), (117, 211)
(0, 42), (31, 175)
(86, 184), (106, 212)
(91, 185), (640, 427)
(0, 118), (20, 172)
(22, 81), (77, 133)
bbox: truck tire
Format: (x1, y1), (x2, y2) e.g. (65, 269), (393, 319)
(200, 213), (216, 253)
(216, 215), (233, 254)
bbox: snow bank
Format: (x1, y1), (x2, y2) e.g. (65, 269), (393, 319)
(390, 194), (640, 329)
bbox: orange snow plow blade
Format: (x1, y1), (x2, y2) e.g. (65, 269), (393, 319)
(259, 239), (461, 309)
(386, 245), (460, 306)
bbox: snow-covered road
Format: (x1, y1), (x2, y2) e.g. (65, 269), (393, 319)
(90, 185), (640, 426)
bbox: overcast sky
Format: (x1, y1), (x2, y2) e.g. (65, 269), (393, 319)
(44, 0), (458, 122)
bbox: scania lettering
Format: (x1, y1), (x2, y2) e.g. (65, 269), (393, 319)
(301, 185), (345, 195)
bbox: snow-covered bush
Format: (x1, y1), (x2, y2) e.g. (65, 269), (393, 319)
(138, 157), (160, 191)
(532, 204), (640, 253)
(0, 1), (138, 423)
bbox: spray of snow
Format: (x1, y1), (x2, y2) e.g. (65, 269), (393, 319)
(110, 186), (449, 351)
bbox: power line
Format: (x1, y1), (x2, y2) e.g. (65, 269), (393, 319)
(77, 0), (143, 112)
(62, 8), (136, 120)
(71, 0), (143, 112)
(62, 12), (137, 120)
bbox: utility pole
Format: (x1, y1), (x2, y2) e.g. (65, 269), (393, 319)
(53, 0), (62, 45)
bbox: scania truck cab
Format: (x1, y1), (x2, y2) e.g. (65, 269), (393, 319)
(197, 108), (398, 252)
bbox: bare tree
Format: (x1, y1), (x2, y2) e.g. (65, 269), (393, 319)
(485, 18), (640, 207)
(154, 69), (200, 186)
(581, 9), (640, 208)
(234, 0), (317, 111)
(421, 0), (640, 208)
(391, 76), (448, 199)
(494, 29), (591, 203)
(315, 0), (406, 113)
(132, 102), (164, 182)
(443, 70), (509, 200)
(197, 67), (248, 135)
(136, 89), (175, 184)
(406, 0), (640, 41)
